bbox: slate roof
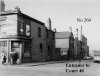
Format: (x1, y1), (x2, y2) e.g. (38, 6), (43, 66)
(0, 10), (44, 25)
(55, 31), (71, 39)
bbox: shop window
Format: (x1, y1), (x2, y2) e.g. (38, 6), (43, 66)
(0, 41), (7, 47)
(38, 27), (41, 38)
(0, 41), (7, 58)
(0, 41), (7, 48)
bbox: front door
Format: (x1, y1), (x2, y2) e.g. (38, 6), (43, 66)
(11, 41), (22, 63)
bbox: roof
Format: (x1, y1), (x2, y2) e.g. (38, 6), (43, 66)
(46, 27), (55, 33)
(0, 10), (44, 25)
(55, 31), (72, 39)
(82, 35), (87, 40)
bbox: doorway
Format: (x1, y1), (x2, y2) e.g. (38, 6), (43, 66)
(11, 41), (22, 63)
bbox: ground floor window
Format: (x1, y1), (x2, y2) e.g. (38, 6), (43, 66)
(0, 41), (7, 59)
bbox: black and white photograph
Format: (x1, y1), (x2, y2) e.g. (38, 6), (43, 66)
(0, 0), (99, 76)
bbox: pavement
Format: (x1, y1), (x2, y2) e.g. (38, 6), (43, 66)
(0, 59), (93, 67)
(9, 60), (93, 66)
(0, 60), (94, 76)
(0, 60), (66, 67)
(16, 60), (67, 67)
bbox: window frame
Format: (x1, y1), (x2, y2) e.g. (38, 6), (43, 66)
(38, 27), (41, 38)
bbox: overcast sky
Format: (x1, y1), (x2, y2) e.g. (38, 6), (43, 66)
(4, 0), (100, 55)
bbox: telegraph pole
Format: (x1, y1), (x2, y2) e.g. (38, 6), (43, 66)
(76, 29), (79, 53)
(80, 26), (82, 60)
(76, 29), (78, 40)
(76, 29), (80, 63)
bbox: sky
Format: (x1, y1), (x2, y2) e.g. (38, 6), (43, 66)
(4, 0), (100, 55)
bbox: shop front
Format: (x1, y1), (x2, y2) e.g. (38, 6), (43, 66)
(0, 38), (31, 64)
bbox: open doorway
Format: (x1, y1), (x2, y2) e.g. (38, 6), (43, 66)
(10, 41), (22, 64)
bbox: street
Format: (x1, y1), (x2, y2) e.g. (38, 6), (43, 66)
(0, 60), (100, 76)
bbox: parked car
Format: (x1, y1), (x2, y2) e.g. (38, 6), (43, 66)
(94, 50), (100, 63)
(94, 56), (100, 63)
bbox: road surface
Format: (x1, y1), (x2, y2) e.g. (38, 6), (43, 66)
(0, 60), (99, 76)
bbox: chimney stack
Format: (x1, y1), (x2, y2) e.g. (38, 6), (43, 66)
(47, 18), (52, 30)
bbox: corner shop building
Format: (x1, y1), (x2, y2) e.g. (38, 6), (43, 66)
(0, 10), (55, 63)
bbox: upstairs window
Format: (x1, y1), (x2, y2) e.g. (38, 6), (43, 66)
(47, 30), (49, 39)
(38, 27), (41, 38)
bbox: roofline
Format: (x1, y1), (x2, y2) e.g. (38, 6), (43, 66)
(55, 31), (71, 33)
(0, 11), (45, 25)
(19, 13), (45, 25)
(45, 27), (55, 33)
(55, 38), (69, 39)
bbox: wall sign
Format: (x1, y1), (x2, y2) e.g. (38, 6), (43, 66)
(26, 24), (30, 36)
